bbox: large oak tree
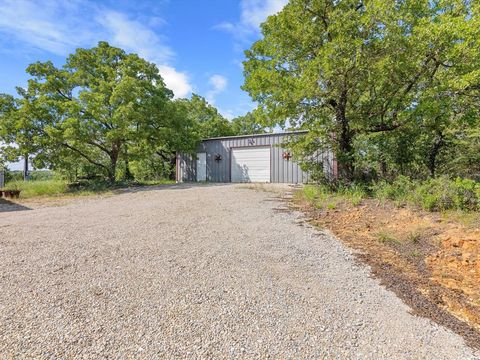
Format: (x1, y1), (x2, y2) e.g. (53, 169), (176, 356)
(1, 42), (178, 183)
(243, 0), (479, 180)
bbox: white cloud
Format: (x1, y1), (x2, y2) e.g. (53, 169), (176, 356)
(97, 10), (173, 64)
(215, 0), (288, 43)
(240, 0), (288, 29)
(0, 0), (94, 55)
(209, 75), (228, 93)
(217, 108), (235, 120)
(157, 65), (192, 98)
(0, 0), (193, 98)
(97, 10), (191, 98)
(206, 74), (228, 104)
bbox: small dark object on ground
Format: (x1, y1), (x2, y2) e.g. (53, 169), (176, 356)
(1, 190), (21, 199)
(67, 181), (86, 190)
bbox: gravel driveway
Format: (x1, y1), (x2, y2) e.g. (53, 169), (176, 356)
(0, 184), (477, 359)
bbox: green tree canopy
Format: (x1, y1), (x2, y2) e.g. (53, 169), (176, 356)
(0, 42), (186, 182)
(243, 0), (480, 180)
(230, 112), (268, 135)
(176, 94), (234, 139)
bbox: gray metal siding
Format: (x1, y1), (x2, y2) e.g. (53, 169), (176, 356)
(177, 132), (334, 183)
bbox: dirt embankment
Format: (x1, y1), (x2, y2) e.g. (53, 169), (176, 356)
(292, 195), (480, 349)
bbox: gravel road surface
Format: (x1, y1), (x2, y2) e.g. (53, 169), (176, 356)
(0, 184), (477, 359)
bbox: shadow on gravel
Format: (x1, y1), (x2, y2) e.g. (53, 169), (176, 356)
(0, 198), (31, 213)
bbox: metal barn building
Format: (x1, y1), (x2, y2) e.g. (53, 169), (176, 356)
(176, 131), (336, 183)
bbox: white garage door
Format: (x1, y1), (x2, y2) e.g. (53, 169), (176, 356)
(231, 147), (271, 183)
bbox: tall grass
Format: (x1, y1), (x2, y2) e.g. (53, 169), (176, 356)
(5, 180), (69, 198)
(300, 176), (480, 213)
(302, 184), (331, 208)
(3, 178), (176, 199)
(300, 183), (368, 208)
(371, 176), (480, 211)
(337, 183), (368, 206)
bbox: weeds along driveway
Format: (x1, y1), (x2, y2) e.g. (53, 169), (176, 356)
(0, 184), (477, 359)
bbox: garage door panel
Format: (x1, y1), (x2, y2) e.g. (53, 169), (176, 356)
(231, 147), (270, 183)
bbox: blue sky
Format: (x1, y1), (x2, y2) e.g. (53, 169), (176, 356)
(0, 0), (288, 120)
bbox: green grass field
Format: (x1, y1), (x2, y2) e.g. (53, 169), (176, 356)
(2, 179), (175, 199)
(4, 180), (69, 198)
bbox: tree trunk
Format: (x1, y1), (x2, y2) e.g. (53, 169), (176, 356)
(337, 130), (354, 181)
(335, 91), (354, 181)
(23, 154), (29, 181)
(379, 159), (388, 178)
(123, 144), (133, 181)
(156, 150), (177, 180)
(427, 131), (445, 178)
(379, 140), (388, 178)
(109, 147), (120, 184)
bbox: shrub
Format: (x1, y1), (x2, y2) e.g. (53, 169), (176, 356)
(4, 170), (23, 183)
(415, 177), (453, 211)
(413, 177), (480, 211)
(452, 178), (479, 211)
(371, 175), (415, 204)
(414, 177), (480, 211)
(29, 171), (54, 181)
(301, 176), (479, 213)
(372, 176), (480, 212)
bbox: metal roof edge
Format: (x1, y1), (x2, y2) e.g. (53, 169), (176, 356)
(202, 130), (309, 142)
